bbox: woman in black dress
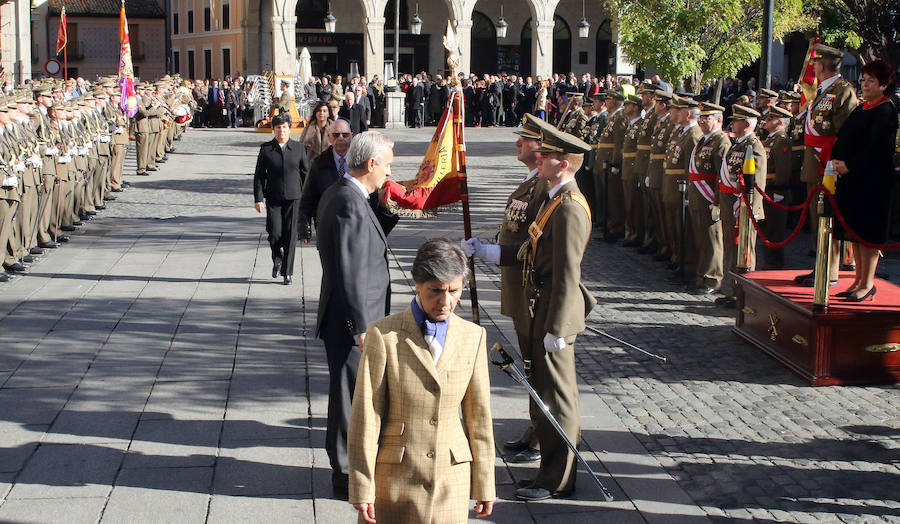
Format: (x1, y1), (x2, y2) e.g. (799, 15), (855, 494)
(831, 59), (899, 302)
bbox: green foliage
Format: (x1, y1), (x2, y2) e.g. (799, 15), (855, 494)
(607, 0), (815, 90)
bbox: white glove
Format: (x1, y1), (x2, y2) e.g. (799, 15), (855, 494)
(93, 135), (101, 142)
(2, 175), (18, 187)
(710, 205), (720, 222)
(543, 333), (566, 353)
(115, 127), (125, 134)
(461, 238), (500, 265)
(58, 154), (71, 163)
(101, 136), (111, 143)
(14, 162), (26, 173)
(610, 167), (620, 175)
(44, 146), (58, 156)
(645, 176), (650, 186)
(733, 200), (741, 218)
(773, 193), (784, 203)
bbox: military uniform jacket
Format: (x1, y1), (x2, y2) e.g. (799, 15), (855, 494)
(720, 134), (768, 217)
(498, 172), (549, 330)
(789, 112), (805, 185)
(621, 115), (643, 181)
(764, 129), (793, 188)
(665, 122), (702, 180)
(582, 112), (605, 144)
(690, 130), (730, 204)
(595, 107), (625, 167)
(348, 309), (495, 522)
(32, 109), (58, 178)
(563, 107), (587, 138)
(0, 131), (20, 203)
(647, 114), (674, 189)
(526, 180), (596, 339)
(634, 109), (658, 175)
(801, 76), (857, 183)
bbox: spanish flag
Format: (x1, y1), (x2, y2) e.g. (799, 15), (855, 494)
(55, 7), (67, 56)
(798, 35), (821, 108)
(118, 0), (138, 117)
(383, 89), (466, 213)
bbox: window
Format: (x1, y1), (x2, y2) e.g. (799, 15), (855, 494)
(222, 48), (231, 77)
(173, 51), (180, 74)
(173, 12), (179, 34)
(222, 3), (230, 29)
(204, 48), (212, 79)
(188, 49), (195, 79)
(204, 7), (211, 31)
(187, 10), (194, 33)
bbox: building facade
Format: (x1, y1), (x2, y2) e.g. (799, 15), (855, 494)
(31, 0), (165, 81)
(0, 0), (33, 85)
(168, 0), (624, 80)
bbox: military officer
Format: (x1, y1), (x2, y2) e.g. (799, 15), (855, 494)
(715, 105), (767, 308)
(634, 83), (661, 252)
(108, 89), (129, 192)
(0, 101), (23, 277)
(594, 90), (627, 242)
(580, 95), (608, 218)
(647, 91), (676, 261)
(760, 105), (795, 270)
(516, 127), (595, 501)
(463, 113), (554, 465)
(134, 84), (156, 176)
(562, 93), (587, 138)
(755, 88), (779, 139)
(620, 94), (645, 247)
(795, 44), (857, 286)
(688, 102), (730, 294)
(31, 85), (60, 251)
(662, 97), (702, 279)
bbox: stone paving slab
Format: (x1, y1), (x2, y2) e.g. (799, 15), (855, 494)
(0, 127), (895, 523)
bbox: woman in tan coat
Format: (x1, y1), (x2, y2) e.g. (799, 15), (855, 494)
(298, 101), (332, 163)
(348, 239), (495, 524)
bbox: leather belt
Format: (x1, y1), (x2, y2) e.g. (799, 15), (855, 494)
(664, 168), (684, 175)
(637, 145), (652, 150)
(623, 152), (638, 158)
(650, 153), (666, 160)
(596, 143), (614, 148)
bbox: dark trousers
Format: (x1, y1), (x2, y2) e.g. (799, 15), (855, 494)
(265, 198), (299, 276)
(322, 322), (360, 480)
(227, 106), (240, 128)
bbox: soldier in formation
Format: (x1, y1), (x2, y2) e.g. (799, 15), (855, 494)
(0, 74), (190, 283)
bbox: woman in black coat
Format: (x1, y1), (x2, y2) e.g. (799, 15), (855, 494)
(253, 113), (311, 285)
(831, 59), (899, 302)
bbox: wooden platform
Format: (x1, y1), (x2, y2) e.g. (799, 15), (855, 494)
(733, 270), (900, 386)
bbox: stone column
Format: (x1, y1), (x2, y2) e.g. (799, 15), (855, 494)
(532, 18), (554, 79)
(454, 18), (472, 76)
(364, 17), (385, 79)
(270, 0), (298, 76)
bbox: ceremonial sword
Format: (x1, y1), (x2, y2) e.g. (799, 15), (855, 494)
(489, 343), (615, 502)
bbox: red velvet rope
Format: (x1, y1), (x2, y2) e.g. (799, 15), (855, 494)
(741, 185), (900, 250)
(755, 184), (812, 211)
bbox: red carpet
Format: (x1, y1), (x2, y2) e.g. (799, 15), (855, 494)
(745, 270), (900, 312)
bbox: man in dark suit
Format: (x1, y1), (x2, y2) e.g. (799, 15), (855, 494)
(297, 119), (398, 242)
(315, 130), (397, 499)
(206, 80), (225, 127)
(253, 113), (310, 285)
(338, 92), (367, 134)
(406, 76), (425, 128)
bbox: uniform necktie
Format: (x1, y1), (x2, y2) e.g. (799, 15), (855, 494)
(338, 157), (346, 176)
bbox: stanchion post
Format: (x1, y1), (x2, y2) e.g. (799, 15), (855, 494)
(677, 178), (687, 283)
(736, 145), (756, 273)
(813, 164), (837, 310)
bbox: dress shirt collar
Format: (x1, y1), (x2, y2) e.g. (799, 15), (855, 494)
(410, 298), (448, 363)
(343, 173), (370, 198)
(818, 74), (840, 94)
(734, 131), (753, 144)
(332, 148), (346, 171)
(548, 177), (575, 199)
(524, 167), (538, 182)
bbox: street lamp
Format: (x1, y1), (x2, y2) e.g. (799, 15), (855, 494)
(495, 4), (508, 39)
(324, 3), (336, 33)
(578, 0), (590, 38)
(410, 3), (423, 35)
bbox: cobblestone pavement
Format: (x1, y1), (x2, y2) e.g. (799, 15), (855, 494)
(0, 127), (896, 523)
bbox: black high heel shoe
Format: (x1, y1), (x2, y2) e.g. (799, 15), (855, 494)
(835, 288), (859, 298)
(844, 286), (876, 303)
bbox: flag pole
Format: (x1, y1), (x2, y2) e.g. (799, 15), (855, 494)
(443, 22), (479, 324)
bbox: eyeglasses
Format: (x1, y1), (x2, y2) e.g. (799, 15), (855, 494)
(331, 132), (351, 137)
(328, 105), (339, 110)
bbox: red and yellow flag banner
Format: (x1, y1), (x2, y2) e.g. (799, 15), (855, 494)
(118, 0), (138, 117)
(798, 34), (821, 108)
(55, 7), (67, 56)
(383, 89), (465, 213)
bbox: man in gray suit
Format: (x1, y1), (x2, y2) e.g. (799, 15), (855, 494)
(314, 131), (396, 500)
